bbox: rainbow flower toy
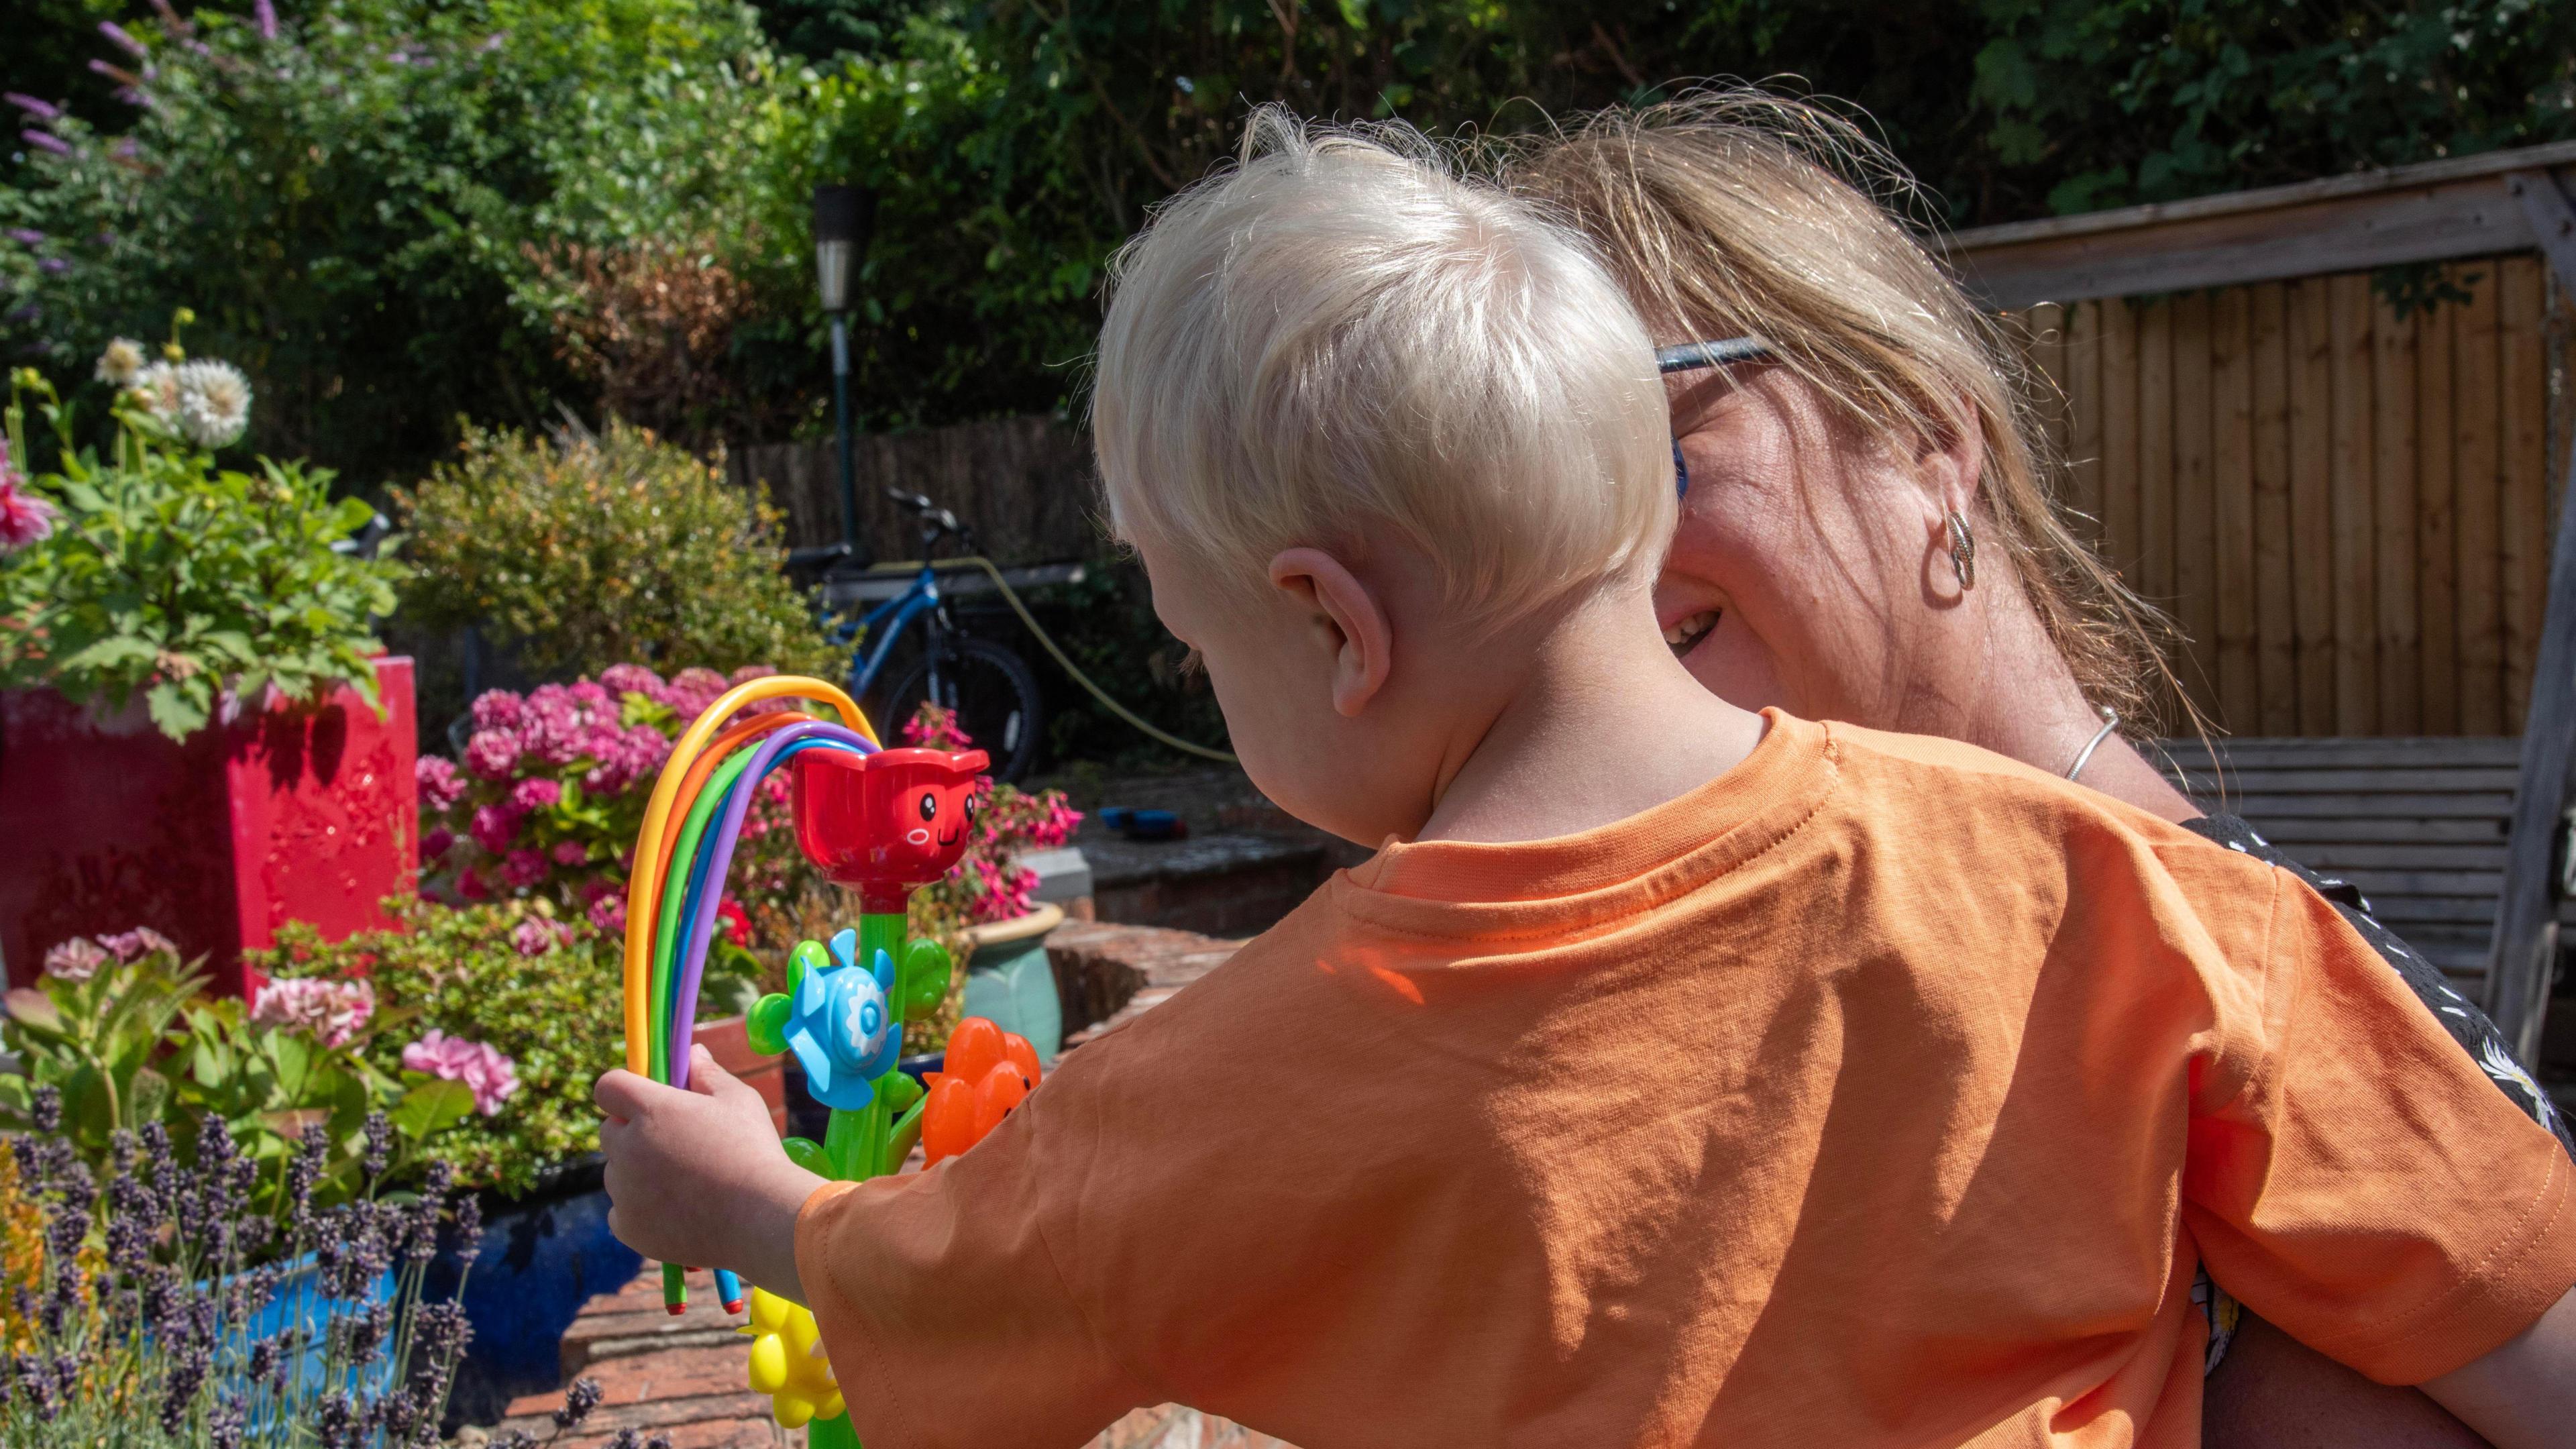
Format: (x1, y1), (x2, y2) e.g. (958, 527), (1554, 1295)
(621, 675), (987, 1449)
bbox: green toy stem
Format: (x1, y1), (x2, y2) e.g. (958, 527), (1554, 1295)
(887, 1097), (926, 1165)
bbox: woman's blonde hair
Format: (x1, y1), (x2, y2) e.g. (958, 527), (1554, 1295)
(1500, 87), (2190, 731)
(1094, 105), (1674, 623)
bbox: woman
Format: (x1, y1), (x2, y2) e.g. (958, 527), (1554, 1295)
(1505, 91), (2569, 1446)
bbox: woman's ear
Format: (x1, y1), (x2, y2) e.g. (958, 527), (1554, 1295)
(1269, 547), (1393, 718)
(1915, 400), (1988, 525)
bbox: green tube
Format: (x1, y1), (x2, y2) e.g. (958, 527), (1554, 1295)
(651, 749), (758, 1080)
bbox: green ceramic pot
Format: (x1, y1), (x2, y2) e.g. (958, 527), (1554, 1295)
(958, 902), (1067, 1062)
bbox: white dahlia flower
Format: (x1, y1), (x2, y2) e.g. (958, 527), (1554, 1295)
(175, 358), (252, 447)
(93, 336), (145, 387)
(129, 360), (182, 422)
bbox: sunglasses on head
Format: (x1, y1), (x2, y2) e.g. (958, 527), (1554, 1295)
(1656, 337), (1772, 499)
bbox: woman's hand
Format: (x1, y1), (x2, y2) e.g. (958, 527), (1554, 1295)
(596, 1045), (824, 1302)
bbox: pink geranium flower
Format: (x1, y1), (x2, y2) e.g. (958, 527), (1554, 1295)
(96, 927), (174, 961)
(416, 755), (466, 812)
(42, 936), (107, 981)
(468, 803), (521, 854)
(500, 847), (547, 887)
(250, 977), (374, 1049)
(598, 663), (662, 698)
(464, 728), (521, 780)
(469, 690), (526, 734)
(402, 1030), (521, 1116)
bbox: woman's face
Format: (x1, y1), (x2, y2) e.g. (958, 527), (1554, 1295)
(1653, 364), (1958, 732)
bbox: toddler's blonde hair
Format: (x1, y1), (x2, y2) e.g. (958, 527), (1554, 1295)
(1094, 105), (1674, 621)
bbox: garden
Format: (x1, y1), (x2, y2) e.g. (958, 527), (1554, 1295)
(0, 0), (2569, 1444)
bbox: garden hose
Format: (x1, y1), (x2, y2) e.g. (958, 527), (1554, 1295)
(888, 555), (1239, 765)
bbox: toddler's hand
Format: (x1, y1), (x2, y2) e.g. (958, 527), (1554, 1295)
(597, 1045), (822, 1300)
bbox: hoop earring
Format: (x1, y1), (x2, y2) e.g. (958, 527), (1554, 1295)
(1945, 508), (1977, 590)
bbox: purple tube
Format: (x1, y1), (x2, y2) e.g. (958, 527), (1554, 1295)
(669, 721), (873, 1087)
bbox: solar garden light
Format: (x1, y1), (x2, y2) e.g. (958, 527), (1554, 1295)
(812, 184), (876, 557)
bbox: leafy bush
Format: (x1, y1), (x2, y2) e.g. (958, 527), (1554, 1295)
(394, 421), (835, 684)
(262, 900), (628, 1199)
(0, 346), (404, 739)
(0, 929), (476, 1222)
(0, 0), (784, 484)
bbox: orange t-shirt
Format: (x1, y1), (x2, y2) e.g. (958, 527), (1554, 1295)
(795, 712), (2576, 1448)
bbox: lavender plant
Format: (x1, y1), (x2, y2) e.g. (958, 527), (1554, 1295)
(0, 1086), (483, 1448)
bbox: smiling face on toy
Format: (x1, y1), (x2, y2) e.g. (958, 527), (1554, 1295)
(794, 747), (990, 902)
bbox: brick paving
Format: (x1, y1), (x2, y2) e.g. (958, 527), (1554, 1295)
(478, 921), (1258, 1449)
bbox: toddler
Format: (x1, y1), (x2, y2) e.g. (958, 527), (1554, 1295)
(597, 111), (2575, 1448)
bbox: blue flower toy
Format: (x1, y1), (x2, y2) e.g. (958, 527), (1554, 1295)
(780, 928), (902, 1111)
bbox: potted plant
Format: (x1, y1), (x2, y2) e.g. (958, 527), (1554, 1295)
(0, 326), (413, 995)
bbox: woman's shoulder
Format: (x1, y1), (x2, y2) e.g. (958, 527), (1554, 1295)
(1817, 718), (2261, 851)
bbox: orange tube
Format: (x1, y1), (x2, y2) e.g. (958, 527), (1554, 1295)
(633, 711), (800, 965)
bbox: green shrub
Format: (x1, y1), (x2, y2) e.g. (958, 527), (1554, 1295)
(0, 0), (784, 484)
(394, 420), (837, 682)
(261, 898), (640, 1198)
(0, 347), (405, 739)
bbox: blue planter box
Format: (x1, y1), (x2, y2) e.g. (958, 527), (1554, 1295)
(425, 1159), (641, 1427)
(217, 1251), (400, 1405)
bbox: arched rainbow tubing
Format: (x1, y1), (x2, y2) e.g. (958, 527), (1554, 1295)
(621, 678), (876, 1316)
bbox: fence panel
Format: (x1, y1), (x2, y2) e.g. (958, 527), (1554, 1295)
(2024, 256), (2565, 737)
(724, 415), (1102, 564)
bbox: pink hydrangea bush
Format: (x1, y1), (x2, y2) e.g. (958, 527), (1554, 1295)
(415, 662), (799, 926)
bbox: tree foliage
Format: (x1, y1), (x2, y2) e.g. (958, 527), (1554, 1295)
(5, 0), (2570, 486)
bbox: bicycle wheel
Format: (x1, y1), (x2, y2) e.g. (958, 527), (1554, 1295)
(878, 634), (1045, 782)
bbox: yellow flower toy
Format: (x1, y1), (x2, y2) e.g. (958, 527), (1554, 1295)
(740, 1287), (843, 1428)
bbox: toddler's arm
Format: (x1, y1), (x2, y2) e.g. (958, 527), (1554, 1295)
(2420, 1287), (2576, 1449)
(595, 1046), (822, 1301)
(2183, 869), (2576, 1417)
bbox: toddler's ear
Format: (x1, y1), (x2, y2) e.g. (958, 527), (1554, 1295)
(1269, 547), (1391, 718)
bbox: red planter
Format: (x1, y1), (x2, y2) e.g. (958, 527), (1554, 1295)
(0, 659), (419, 998)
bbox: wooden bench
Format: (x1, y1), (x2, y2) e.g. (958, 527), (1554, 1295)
(2155, 736), (2553, 998)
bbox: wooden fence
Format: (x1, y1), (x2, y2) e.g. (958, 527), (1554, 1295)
(2010, 255), (2567, 739)
(725, 415), (1102, 564)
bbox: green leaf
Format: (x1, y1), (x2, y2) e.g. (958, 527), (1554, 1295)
(392, 1079), (478, 1141)
(4, 989), (64, 1034)
(57, 637), (158, 672)
(146, 682), (209, 740)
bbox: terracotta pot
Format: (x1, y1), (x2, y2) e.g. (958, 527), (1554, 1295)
(697, 1014), (789, 1136)
(0, 659), (418, 997)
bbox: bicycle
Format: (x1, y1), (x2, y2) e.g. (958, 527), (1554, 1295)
(788, 488), (1048, 783)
